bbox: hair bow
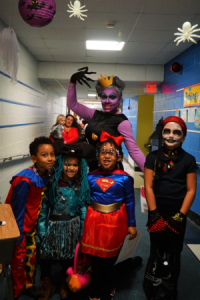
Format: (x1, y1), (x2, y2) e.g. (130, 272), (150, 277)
(100, 130), (124, 146)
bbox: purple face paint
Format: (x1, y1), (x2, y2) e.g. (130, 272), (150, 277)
(101, 88), (122, 113)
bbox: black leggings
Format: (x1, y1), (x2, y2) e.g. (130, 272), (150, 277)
(90, 255), (118, 299)
(40, 259), (71, 279)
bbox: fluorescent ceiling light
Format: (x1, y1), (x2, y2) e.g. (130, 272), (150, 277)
(86, 40), (125, 51)
(84, 100), (101, 104)
(88, 94), (96, 97)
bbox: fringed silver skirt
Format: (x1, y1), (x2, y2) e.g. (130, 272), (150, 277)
(40, 216), (80, 260)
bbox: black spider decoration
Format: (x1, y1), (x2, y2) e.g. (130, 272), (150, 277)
(49, 5), (53, 10)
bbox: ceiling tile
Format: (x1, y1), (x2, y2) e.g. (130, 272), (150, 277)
(85, 12), (139, 30)
(129, 30), (175, 43)
(162, 42), (194, 52)
(136, 14), (197, 31)
(53, 55), (86, 63)
(86, 50), (120, 57)
(148, 52), (179, 64)
(13, 26), (42, 38)
(144, 0), (200, 14)
(44, 39), (85, 50)
(117, 57), (150, 64)
(76, 0), (147, 13)
(122, 42), (166, 53)
(50, 48), (86, 56)
(18, 38), (47, 48)
(38, 27), (85, 40)
(34, 55), (55, 62)
(86, 57), (118, 63)
(28, 48), (53, 56)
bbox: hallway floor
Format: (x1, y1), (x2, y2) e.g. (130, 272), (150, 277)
(0, 162), (200, 300)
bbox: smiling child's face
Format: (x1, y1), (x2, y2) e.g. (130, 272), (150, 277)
(162, 122), (185, 150)
(62, 157), (79, 181)
(31, 144), (55, 174)
(98, 143), (121, 170)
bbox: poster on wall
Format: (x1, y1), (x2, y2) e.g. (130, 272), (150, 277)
(184, 84), (200, 107)
(195, 108), (200, 129)
(188, 107), (195, 122)
(175, 109), (180, 117)
(181, 109), (187, 122)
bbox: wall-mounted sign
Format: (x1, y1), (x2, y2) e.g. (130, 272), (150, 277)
(184, 83), (200, 107)
(188, 107), (195, 123)
(146, 85), (157, 93)
(181, 108), (187, 122)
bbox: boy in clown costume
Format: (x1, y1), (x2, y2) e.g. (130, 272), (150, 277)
(143, 116), (197, 300)
(5, 137), (55, 299)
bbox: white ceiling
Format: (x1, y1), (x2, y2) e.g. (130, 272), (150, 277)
(0, 0), (200, 97)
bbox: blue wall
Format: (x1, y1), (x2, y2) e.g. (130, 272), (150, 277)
(154, 41), (200, 215)
(122, 97), (138, 158)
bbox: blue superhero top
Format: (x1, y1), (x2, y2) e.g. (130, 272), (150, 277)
(88, 168), (136, 226)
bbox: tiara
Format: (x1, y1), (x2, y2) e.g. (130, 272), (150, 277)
(98, 74), (113, 88)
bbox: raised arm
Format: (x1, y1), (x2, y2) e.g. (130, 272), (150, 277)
(117, 120), (145, 172)
(67, 83), (95, 122)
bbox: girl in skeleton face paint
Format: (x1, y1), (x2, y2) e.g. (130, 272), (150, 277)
(143, 116), (197, 300)
(162, 121), (185, 150)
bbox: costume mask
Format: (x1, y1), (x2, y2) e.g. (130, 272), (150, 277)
(162, 122), (184, 149)
(101, 87), (122, 113)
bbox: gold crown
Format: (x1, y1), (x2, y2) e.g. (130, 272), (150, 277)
(98, 74), (113, 88)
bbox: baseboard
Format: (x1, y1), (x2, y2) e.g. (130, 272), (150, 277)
(188, 209), (200, 227)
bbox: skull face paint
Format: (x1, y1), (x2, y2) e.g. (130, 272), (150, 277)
(162, 122), (185, 150)
(101, 87), (122, 113)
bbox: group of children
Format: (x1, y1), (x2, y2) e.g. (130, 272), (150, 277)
(5, 116), (197, 300)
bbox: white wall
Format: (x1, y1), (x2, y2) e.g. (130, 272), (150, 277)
(0, 21), (66, 203)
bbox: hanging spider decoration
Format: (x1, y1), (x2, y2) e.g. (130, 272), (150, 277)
(67, 0), (88, 21)
(174, 21), (200, 45)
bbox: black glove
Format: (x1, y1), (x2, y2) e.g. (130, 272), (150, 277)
(147, 208), (161, 226)
(70, 66), (96, 88)
(167, 212), (186, 234)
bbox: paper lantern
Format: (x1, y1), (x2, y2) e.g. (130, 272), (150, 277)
(18, 0), (56, 27)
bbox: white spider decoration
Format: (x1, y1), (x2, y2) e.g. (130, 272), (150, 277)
(174, 21), (200, 46)
(67, 1), (88, 21)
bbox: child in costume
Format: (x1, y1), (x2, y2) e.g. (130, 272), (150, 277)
(143, 116), (197, 300)
(81, 131), (137, 300)
(36, 143), (95, 300)
(49, 114), (66, 143)
(5, 137), (55, 299)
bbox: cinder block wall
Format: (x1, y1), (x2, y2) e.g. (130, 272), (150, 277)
(154, 41), (200, 216)
(0, 20), (66, 203)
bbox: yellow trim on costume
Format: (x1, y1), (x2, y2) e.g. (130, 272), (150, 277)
(82, 242), (122, 253)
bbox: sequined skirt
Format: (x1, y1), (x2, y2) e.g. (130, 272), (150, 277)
(40, 215), (80, 260)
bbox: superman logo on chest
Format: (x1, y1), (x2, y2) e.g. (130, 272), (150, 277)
(95, 178), (116, 192)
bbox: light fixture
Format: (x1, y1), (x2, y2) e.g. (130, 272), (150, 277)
(86, 40), (125, 51)
(88, 94), (96, 97)
(84, 100), (101, 104)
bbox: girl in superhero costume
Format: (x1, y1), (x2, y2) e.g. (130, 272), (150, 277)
(36, 142), (95, 300)
(67, 67), (145, 172)
(143, 116), (197, 300)
(81, 131), (137, 300)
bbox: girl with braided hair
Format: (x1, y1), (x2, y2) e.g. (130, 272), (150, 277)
(36, 143), (95, 300)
